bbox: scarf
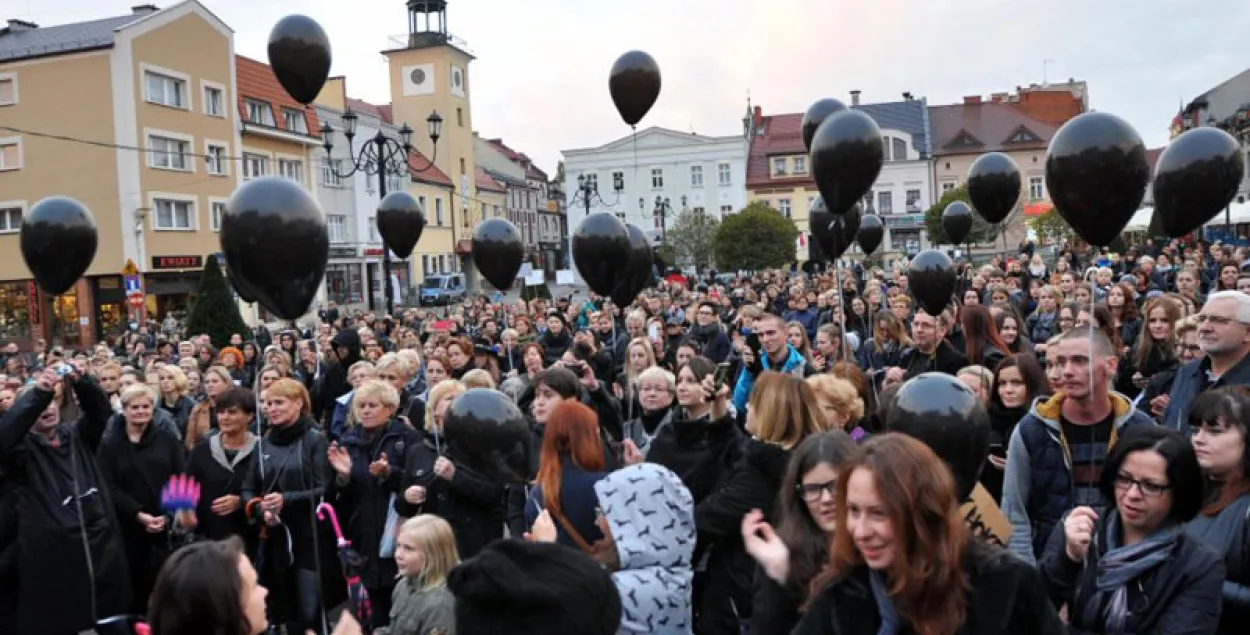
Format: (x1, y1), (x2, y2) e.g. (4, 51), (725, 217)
(868, 569), (902, 635)
(1080, 512), (1182, 634)
(209, 432), (258, 471)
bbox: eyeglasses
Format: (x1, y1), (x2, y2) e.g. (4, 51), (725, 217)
(1196, 314), (1246, 326)
(1114, 474), (1171, 498)
(797, 479), (837, 501)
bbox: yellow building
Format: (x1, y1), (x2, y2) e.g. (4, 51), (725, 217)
(0, 2), (236, 347)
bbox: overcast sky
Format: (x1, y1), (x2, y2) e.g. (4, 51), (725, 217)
(21, 0), (1250, 173)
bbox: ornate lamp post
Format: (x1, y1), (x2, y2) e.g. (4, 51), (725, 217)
(570, 172), (625, 219)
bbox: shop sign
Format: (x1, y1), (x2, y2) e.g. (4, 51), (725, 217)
(151, 255), (204, 270)
(328, 247), (357, 259)
(362, 248), (385, 257)
(884, 214), (926, 230)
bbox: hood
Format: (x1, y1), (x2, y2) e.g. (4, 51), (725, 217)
(1028, 390), (1137, 431)
(594, 463), (694, 571)
(331, 329), (362, 366)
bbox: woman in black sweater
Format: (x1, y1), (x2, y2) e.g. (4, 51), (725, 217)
(184, 386), (258, 551)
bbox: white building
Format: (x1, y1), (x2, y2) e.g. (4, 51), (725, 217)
(561, 127), (749, 244)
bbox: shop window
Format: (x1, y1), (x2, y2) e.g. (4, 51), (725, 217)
(0, 281), (31, 342)
(52, 290), (81, 348)
(325, 263), (364, 305)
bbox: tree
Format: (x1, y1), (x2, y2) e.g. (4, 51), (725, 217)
(664, 207), (720, 270)
(184, 255), (250, 349)
(923, 184), (1002, 246)
(714, 202), (799, 271)
(1027, 206), (1073, 245)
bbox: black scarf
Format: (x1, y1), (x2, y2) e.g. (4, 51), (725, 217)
(268, 417), (308, 446)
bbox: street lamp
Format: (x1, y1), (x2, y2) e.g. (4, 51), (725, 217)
(570, 172), (624, 220)
(653, 195), (686, 241)
(320, 109), (443, 316)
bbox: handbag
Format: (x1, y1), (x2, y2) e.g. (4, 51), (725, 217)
(379, 493), (402, 557)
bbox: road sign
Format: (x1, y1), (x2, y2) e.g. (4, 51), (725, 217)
(124, 275), (142, 295)
(127, 295), (144, 309)
(122, 259), (140, 276)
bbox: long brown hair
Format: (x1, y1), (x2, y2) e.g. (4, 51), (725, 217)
(810, 434), (970, 635)
(960, 305), (1009, 365)
(536, 401), (606, 516)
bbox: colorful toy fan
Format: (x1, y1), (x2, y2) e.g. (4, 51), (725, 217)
(160, 474), (201, 512)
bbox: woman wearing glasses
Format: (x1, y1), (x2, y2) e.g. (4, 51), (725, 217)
(1041, 425), (1224, 634)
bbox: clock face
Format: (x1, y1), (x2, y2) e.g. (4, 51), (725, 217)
(410, 68), (426, 85)
(453, 70), (462, 88)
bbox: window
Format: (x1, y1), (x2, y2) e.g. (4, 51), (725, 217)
(325, 264), (364, 305)
(772, 157), (787, 175)
(459, 158), (466, 175)
(877, 191), (893, 214)
(282, 108), (308, 134)
(1029, 176), (1045, 200)
(718, 162), (732, 185)
(493, 204), (500, 218)
(421, 255), (431, 277)
(0, 138), (21, 170)
(320, 159), (342, 187)
(205, 143), (227, 175)
(202, 84), (223, 116)
(278, 158), (303, 183)
(148, 134), (190, 171)
(721, 204), (734, 214)
(327, 214), (347, 242)
(793, 156), (807, 174)
(890, 228), (921, 252)
(941, 182), (956, 193)
(692, 206), (706, 215)
(245, 99), (275, 126)
(0, 74), (16, 106)
(368, 216), (379, 241)
(778, 198), (791, 218)
(438, 255), (447, 273)
(144, 70), (186, 108)
(585, 173), (598, 192)
(154, 198), (194, 230)
(209, 201), (225, 231)
(387, 174), (403, 193)
(906, 189), (921, 211)
(1011, 129), (1038, 143)
(651, 168), (664, 189)
(243, 153), (268, 179)
(435, 198), (444, 225)
(690, 165), (704, 187)
(456, 107), (463, 127)
(892, 138), (908, 161)
(611, 171), (624, 191)
(881, 137), (892, 161)
(0, 205), (21, 232)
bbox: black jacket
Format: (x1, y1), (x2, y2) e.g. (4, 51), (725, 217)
(901, 341), (969, 380)
(184, 433), (259, 545)
(318, 330), (362, 424)
(330, 418), (419, 591)
(395, 429), (504, 559)
(0, 378), (132, 635)
(646, 412), (743, 505)
(1186, 493), (1250, 635)
(793, 540), (1064, 635)
(1041, 508), (1225, 635)
(241, 417), (330, 570)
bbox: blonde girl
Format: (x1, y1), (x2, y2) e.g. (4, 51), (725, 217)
(376, 515), (459, 635)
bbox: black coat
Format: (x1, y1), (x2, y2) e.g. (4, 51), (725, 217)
(0, 379), (131, 635)
(184, 433), (259, 545)
(330, 418), (419, 591)
(1041, 508), (1225, 635)
(793, 540), (1064, 635)
(1186, 494), (1250, 635)
(646, 412), (743, 505)
(395, 429), (504, 559)
(241, 417), (330, 571)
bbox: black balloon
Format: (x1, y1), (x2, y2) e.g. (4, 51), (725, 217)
(810, 196), (861, 260)
(611, 223), (654, 307)
(376, 191), (426, 259)
(966, 152), (1021, 224)
(20, 196), (98, 295)
(1046, 112), (1149, 247)
(801, 98), (848, 153)
(608, 51), (661, 127)
(221, 177), (329, 320)
(572, 213), (631, 296)
(471, 218), (525, 290)
(856, 213), (884, 255)
(268, 15), (332, 106)
(231, 275), (257, 304)
(941, 201), (975, 245)
(810, 109), (884, 217)
(1152, 127), (1245, 238)
(886, 372), (991, 501)
(443, 388), (531, 484)
(908, 249), (956, 317)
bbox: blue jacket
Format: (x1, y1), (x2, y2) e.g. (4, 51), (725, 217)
(732, 343), (814, 413)
(784, 309), (819, 340)
(1001, 391), (1155, 565)
(1161, 354), (1250, 434)
(524, 456), (607, 550)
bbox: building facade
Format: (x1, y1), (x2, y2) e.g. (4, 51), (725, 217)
(541, 162), (568, 275)
(1173, 69), (1250, 202)
(561, 126), (748, 245)
(746, 92), (934, 259)
(0, 2), (237, 347)
(475, 135), (549, 274)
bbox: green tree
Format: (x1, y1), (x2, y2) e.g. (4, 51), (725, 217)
(1027, 206), (1073, 245)
(923, 184), (1002, 246)
(714, 202), (799, 271)
(665, 207), (720, 270)
(184, 255), (250, 349)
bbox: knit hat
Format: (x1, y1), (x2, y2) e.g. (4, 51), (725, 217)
(447, 540), (621, 635)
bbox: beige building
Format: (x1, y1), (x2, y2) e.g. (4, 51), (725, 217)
(0, 2), (237, 347)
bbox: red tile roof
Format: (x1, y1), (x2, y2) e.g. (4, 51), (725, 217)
(485, 138), (549, 181)
(234, 55), (320, 138)
(1146, 147), (1164, 175)
(345, 97), (391, 123)
(929, 103), (1058, 157)
(408, 151), (453, 187)
(475, 166), (505, 193)
(745, 113), (812, 189)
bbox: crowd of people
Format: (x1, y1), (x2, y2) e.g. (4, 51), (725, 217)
(2, 236), (1250, 635)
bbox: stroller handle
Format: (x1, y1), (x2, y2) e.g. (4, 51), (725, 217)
(316, 501), (349, 546)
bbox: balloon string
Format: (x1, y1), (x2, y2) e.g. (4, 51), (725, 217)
(1090, 277), (1096, 396)
(833, 227), (848, 364)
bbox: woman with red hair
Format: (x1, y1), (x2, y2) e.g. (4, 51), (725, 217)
(523, 400), (608, 554)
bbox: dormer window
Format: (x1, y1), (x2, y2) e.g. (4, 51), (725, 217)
(1008, 127), (1040, 143)
(245, 99), (275, 126)
(283, 108), (308, 134)
(793, 156), (807, 174)
(772, 157), (787, 176)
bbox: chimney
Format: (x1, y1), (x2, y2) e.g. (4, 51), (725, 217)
(991, 92), (1008, 103)
(753, 105), (762, 126)
(5, 19), (38, 32)
(902, 91), (913, 101)
(963, 95), (982, 105)
(850, 90), (861, 106)
(131, 4), (159, 14)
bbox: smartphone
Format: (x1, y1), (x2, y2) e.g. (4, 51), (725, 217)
(54, 363), (74, 378)
(565, 362), (585, 376)
(745, 333), (763, 373)
(713, 362), (731, 391)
